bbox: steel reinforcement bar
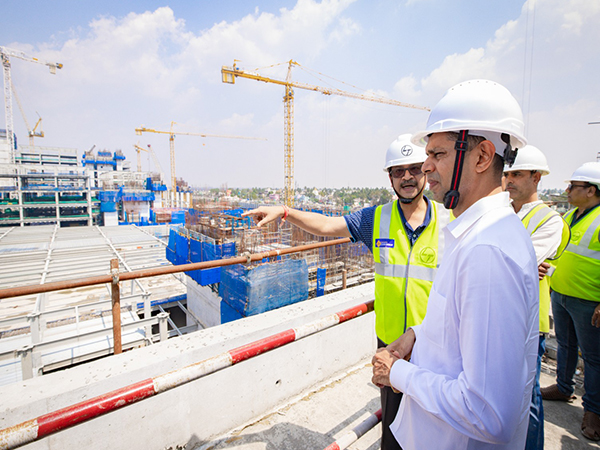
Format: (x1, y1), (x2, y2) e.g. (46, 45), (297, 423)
(0, 299), (374, 449)
(0, 237), (352, 300)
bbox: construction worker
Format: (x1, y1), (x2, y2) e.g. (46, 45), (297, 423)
(242, 134), (452, 450)
(502, 145), (570, 450)
(541, 161), (600, 442)
(372, 79), (539, 449)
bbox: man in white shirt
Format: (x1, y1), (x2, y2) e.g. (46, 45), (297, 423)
(372, 80), (539, 450)
(503, 144), (570, 450)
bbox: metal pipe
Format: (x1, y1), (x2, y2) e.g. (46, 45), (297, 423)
(110, 259), (122, 354)
(0, 237), (351, 300)
(323, 408), (382, 450)
(0, 299), (373, 449)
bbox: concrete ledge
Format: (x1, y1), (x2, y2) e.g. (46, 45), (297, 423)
(0, 282), (376, 450)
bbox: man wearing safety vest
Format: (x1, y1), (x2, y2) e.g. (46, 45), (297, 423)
(372, 79), (539, 450)
(541, 161), (600, 442)
(502, 144), (570, 450)
(243, 134), (452, 450)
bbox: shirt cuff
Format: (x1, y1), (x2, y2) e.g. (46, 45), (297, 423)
(411, 324), (422, 340)
(390, 359), (414, 393)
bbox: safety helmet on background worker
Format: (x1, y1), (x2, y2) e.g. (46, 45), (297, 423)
(412, 79), (527, 162)
(503, 145), (550, 175)
(383, 134), (426, 172)
(565, 161), (600, 189)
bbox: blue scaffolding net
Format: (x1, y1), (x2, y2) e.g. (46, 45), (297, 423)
(167, 226), (236, 286)
(220, 259), (309, 323)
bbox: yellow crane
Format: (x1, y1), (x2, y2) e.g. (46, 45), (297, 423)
(135, 121), (265, 205)
(1, 46), (62, 162)
(222, 60), (429, 206)
(11, 81), (44, 147)
(133, 143), (166, 181)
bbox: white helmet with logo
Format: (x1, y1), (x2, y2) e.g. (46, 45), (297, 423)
(503, 145), (550, 175)
(383, 133), (426, 172)
(566, 162), (600, 189)
(412, 79), (527, 159)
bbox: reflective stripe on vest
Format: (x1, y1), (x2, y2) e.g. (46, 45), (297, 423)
(373, 200), (451, 344)
(521, 203), (570, 332)
(550, 206), (600, 302)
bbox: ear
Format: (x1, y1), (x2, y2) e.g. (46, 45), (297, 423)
(472, 140), (496, 174)
(532, 171), (542, 184)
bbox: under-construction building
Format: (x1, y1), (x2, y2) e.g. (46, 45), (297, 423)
(0, 131), (96, 227)
(169, 204), (374, 328)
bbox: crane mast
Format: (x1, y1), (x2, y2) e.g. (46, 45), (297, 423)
(0, 46), (62, 163)
(221, 60), (429, 206)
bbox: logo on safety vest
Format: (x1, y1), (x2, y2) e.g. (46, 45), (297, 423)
(375, 238), (395, 248)
(419, 247), (436, 264)
(401, 145), (413, 157)
(571, 230), (582, 243)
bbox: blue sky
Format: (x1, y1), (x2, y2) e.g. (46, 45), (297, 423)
(1, 0), (599, 189)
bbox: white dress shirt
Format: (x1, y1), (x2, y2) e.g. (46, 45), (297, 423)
(389, 192), (539, 449)
(516, 200), (564, 264)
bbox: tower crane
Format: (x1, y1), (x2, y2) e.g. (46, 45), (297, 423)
(135, 121), (266, 205)
(1, 46), (62, 162)
(133, 143), (148, 172)
(221, 60), (429, 206)
(133, 143), (165, 182)
(11, 81), (44, 147)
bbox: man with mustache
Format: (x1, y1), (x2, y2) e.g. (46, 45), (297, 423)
(541, 161), (600, 441)
(503, 145), (570, 450)
(243, 134), (451, 450)
(372, 80), (539, 449)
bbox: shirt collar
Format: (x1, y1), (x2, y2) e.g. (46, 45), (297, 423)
(396, 196), (432, 231)
(515, 200), (544, 218)
(447, 192), (511, 239)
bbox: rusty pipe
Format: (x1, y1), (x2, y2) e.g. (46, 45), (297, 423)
(0, 238), (352, 300)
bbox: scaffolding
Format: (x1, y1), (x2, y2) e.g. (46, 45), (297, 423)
(175, 205), (374, 299)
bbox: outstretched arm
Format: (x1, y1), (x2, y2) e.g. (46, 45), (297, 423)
(242, 206), (351, 237)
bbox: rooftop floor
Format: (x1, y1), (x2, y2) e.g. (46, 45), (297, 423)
(201, 356), (599, 450)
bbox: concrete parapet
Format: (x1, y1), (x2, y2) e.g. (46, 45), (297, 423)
(0, 282), (376, 449)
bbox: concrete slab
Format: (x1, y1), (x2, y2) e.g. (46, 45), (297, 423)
(199, 358), (600, 450)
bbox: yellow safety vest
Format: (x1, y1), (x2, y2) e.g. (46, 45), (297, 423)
(373, 200), (451, 344)
(521, 203), (570, 333)
(551, 205), (600, 302)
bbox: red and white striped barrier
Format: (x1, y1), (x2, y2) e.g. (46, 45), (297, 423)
(323, 408), (382, 450)
(0, 300), (374, 450)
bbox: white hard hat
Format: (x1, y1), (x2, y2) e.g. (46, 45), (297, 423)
(383, 134), (426, 171)
(412, 79), (527, 158)
(566, 162), (600, 189)
(503, 145), (550, 175)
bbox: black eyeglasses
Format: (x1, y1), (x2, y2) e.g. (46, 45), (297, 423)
(567, 183), (591, 190)
(389, 165), (423, 178)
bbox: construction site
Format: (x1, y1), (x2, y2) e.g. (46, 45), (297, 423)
(0, 44), (596, 450)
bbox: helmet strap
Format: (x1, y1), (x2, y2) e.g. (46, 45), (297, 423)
(443, 130), (469, 210)
(501, 133), (518, 166)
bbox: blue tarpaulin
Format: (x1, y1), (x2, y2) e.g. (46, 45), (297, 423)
(220, 259), (308, 318)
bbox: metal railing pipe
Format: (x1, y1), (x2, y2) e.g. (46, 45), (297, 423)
(323, 408), (382, 450)
(0, 238), (351, 300)
(0, 299), (373, 450)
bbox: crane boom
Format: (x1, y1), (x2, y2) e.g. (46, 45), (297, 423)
(222, 61), (429, 111)
(221, 60), (429, 206)
(135, 122), (266, 206)
(1, 46), (62, 162)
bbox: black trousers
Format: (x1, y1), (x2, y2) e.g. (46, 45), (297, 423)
(378, 338), (403, 450)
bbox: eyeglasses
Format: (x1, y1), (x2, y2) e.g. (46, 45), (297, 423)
(389, 165), (423, 178)
(567, 183), (591, 190)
